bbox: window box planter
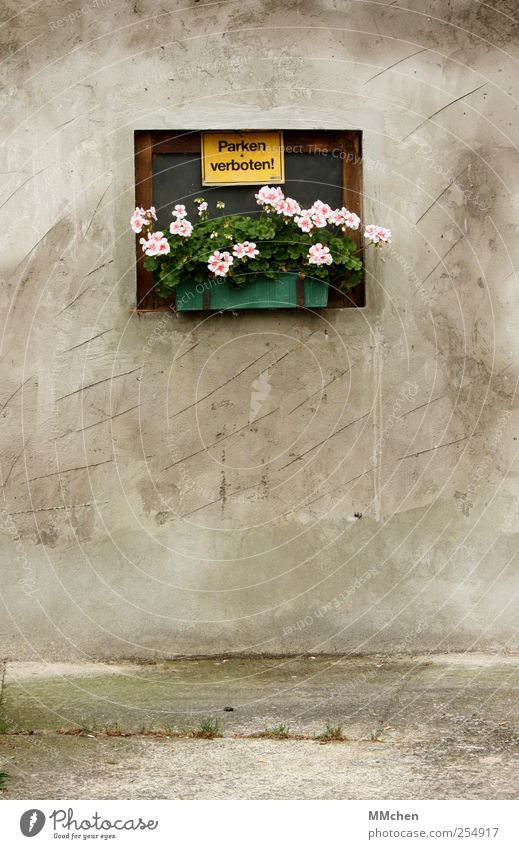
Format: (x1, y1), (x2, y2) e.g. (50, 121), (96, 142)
(132, 184), (391, 313)
(174, 273), (328, 312)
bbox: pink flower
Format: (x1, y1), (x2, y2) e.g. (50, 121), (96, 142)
(243, 241), (259, 258)
(139, 231), (170, 256)
(172, 204), (187, 219)
(154, 237), (170, 255)
(311, 211), (328, 229)
(197, 201), (208, 215)
(308, 243), (333, 266)
(233, 242), (247, 259)
(255, 185), (285, 207)
(276, 197), (301, 217)
(343, 210), (361, 231)
(131, 210), (146, 234)
(233, 241), (259, 259)
(208, 250), (234, 276)
(311, 200), (332, 219)
(170, 218), (193, 237)
(328, 208), (345, 226)
(294, 211), (314, 233)
(130, 206), (157, 233)
(364, 224), (391, 245)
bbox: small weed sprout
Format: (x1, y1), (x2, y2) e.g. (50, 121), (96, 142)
(318, 722), (344, 741)
(194, 717), (221, 738)
(260, 724), (291, 738)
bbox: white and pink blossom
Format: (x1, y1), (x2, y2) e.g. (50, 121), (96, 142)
(197, 201), (208, 215)
(170, 218), (193, 237)
(131, 209), (146, 234)
(139, 231), (170, 256)
(364, 224), (391, 245)
(343, 210), (361, 231)
(294, 210), (313, 233)
(130, 205), (157, 234)
(208, 250), (234, 277)
(311, 200), (332, 219)
(328, 208), (345, 226)
(233, 242), (247, 259)
(172, 204), (187, 219)
(255, 185), (285, 207)
(244, 241), (259, 258)
(276, 197), (301, 218)
(310, 211), (328, 229)
(232, 240), (259, 259)
(327, 208), (360, 230)
(308, 243), (333, 266)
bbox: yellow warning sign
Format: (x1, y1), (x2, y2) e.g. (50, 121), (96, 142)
(201, 131), (285, 186)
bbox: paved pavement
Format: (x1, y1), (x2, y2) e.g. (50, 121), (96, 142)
(0, 654), (518, 799)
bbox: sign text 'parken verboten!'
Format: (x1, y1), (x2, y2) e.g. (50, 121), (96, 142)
(201, 132), (284, 185)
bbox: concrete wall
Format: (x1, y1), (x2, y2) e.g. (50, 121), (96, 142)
(1, 0), (519, 659)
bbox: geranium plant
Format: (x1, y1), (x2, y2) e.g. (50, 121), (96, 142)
(131, 186), (391, 299)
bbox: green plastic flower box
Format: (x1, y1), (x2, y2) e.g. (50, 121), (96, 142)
(174, 273), (328, 311)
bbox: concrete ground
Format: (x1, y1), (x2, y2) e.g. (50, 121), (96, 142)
(0, 654), (518, 799)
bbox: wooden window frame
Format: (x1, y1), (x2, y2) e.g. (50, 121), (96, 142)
(134, 129), (364, 311)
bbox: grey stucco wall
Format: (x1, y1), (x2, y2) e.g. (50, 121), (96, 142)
(1, 0), (519, 659)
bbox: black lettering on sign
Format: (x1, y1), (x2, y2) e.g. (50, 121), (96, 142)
(218, 140), (267, 152)
(211, 158), (275, 172)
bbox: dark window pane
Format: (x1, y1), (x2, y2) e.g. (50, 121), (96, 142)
(152, 152), (344, 231)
